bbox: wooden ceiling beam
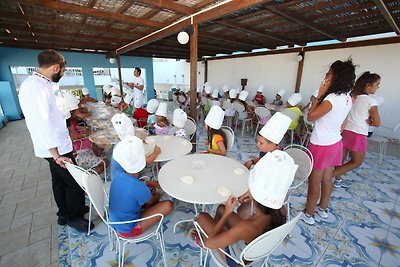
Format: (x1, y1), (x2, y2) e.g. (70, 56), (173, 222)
(372, 0), (400, 34)
(138, 0), (195, 15)
(199, 32), (262, 50)
(266, 6), (347, 42)
(117, 0), (273, 54)
(17, 0), (164, 28)
(81, 0), (98, 24)
(194, 0), (216, 10)
(160, 38), (236, 53)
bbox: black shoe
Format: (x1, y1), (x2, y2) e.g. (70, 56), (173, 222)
(67, 218), (94, 233)
(58, 216), (68, 226)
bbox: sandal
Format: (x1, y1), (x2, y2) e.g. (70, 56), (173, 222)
(188, 229), (205, 249)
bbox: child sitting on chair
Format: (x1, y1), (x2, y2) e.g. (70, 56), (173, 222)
(252, 86), (266, 106)
(146, 99), (159, 134)
(244, 112), (292, 169)
(109, 135), (173, 238)
(271, 90), (285, 106)
(283, 93), (303, 130)
(153, 102), (169, 135)
(205, 106), (227, 156)
(191, 150), (297, 261)
(172, 108), (187, 138)
(132, 96), (148, 128)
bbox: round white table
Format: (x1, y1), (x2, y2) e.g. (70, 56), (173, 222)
(144, 135), (193, 162)
(158, 154), (249, 205)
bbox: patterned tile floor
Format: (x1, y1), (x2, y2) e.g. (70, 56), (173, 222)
(59, 122), (400, 267)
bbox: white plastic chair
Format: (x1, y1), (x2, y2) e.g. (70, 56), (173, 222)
(233, 102), (253, 136)
(194, 213), (301, 267)
(300, 116), (314, 147)
(83, 173), (167, 267)
(253, 107), (271, 139)
(184, 116), (197, 141)
(283, 144), (313, 221)
(222, 100), (235, 127)
(368, 122), (400, 164)
(281, 109), (301, 145)
(73, 139), (108, 181)
(221, 126), (235, 151)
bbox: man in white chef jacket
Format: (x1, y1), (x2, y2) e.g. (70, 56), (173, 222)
(126, 67), (145, 105)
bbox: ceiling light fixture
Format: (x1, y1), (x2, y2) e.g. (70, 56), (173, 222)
(5, 29), (11, 34)
(13, 37), (18, 41)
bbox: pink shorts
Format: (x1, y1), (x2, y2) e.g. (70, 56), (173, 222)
(309, 141), (343, 170)
(342, 130), (367, 153)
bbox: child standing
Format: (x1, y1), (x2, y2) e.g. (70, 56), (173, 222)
(303, 59), (356, 225)
(204, 106), (227, 156)
(109, 136), (173, 237)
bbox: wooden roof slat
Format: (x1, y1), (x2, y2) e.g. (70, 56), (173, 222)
(138, 0), (195, 14)
(194, 0), (216, 10)
(266, 5), (347, 42)
(372, 0), (400, 34)
(17, 0), (164, 28)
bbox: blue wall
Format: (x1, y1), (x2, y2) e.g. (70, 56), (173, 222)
(0, 47), (154, 120)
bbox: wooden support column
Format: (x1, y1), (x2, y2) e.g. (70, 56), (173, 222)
(116, 53), (124, 97)
(204, 59), (208, 84)
(295, 52), (305, 93)
(189, 23), (198, 152)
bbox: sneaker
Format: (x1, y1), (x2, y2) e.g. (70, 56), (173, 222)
(333, 179), (351, 188)
(302, 211), (315, 225)
(316, 205), (329, 219)
(188, 229), (205, 249)
(57, 216), (68, 226)
(67, 218), (94, 233)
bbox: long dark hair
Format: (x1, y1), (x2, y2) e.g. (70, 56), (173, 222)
(257, 202), (284, 230)
(351, 71), (381, 97)
(319, 58), (356, 103)
(207, 128), (227, 148)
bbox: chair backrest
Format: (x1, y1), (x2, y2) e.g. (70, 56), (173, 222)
(255, 107), (270, 117)
(281, 109), (300, 121)
(184, 116), (197, 140)
(283, 144), (313, 189)
(222, 99), (232, 110)
(65, 162), (89, 190)
(84, 173), (108, 223)
(232, 102), (245, 113)
(241, 213), (301, 263)
(221, 126), (235, 151)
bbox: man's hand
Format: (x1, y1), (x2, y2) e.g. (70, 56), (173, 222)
(58, 157), (72, 168)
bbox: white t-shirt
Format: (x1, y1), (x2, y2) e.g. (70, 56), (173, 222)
(310, 93), (352, 146)
(132, 76), (144, 104)
(345, 95), (377, 136)
(19, 73), (73, 158)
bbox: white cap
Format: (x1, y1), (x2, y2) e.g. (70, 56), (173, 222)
(111, 96), (121, 107)
(146, 99), (159, 114)
(312, 89), (319, 97)
(205, 106), (224, 130)
(249, 150), (298, 209)
(277, 89), (286, 97)
(111, 86), (120, 96)
(222, 85), (229, 92)
(82, 87), (89, 95)
(287, 93), (302, 106)
(211, 89), (219, 99)
(155, 102), (167, 117)
(103, 84), (112, 94)
(133, 95), (143, 109)
(259, 112), (291, 144)
(205, 85), (212, 94)
(63, 91), (79, 111)
(113, 135), (146, 174)
(257, 86), (264, 93)
(173, 108), (187, 128)
(111, 113), (135, 140)
(124, 91), (134, 105)
(229, 89), (238, 99)
(239, 90), (249, 101)
(370, 94), (385, 106)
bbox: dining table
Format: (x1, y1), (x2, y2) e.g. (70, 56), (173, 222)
(143, 135), (193, 162)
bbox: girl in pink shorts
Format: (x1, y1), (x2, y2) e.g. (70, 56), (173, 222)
(303, 59), (356, 225)
(332, 72), (381, 186)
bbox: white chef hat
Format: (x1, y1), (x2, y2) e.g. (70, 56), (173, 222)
(63, 91), (79, 111)
(111, 113), (135, 140)
(124, 91), (134, 105)
(146, 99), (159, 114)
(229, 88), (238, 99)
(103, 84), (112, 94)
(277, 89), (286, 97)
(155, 102), (167, 117)
(287, 93), (302, 106)
(205, 85), (212, 94)
(111, 86), (120, 96)
(211, 89), (219, 99)
(222, 85), (229, 92)
(257, 86), (264, 93)
(82, 87), (89, 95)
(239, 90), (249, 101)
(133, 95), (143, 109)
(249, 150), (298, 209)
(259, 112), (291, 144)
(55, 95), (71, 119)
(173, 108), (187, 128)
(205, 106), (224, 130)
(113, 135), (146, 174)
(111, 95), (121, 107)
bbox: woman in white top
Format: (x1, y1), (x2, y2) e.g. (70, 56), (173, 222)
(303, 59), (356, 225)
(332, 72), (381, 188)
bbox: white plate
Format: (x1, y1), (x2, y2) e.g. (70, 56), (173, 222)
(180, 176), (194, 184)
(233, 168), (245, 175)
(217, 187), (231, 197)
